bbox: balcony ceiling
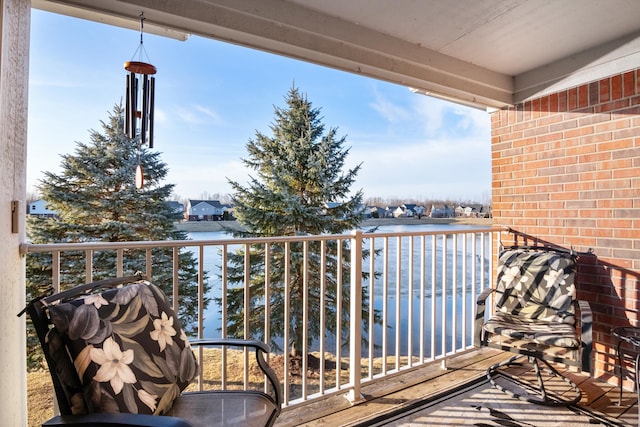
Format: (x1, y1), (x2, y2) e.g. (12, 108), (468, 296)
(33, 0), (640, 110)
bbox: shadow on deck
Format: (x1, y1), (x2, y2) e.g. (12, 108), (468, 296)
(276, 348), (638, 426)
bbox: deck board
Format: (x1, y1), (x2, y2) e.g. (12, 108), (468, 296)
(275, 349), (638, 426)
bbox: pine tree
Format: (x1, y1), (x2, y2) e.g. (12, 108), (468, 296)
(26, 104), (208, 368)
(226, 86), (379, 356)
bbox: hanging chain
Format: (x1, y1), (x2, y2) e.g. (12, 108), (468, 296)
(131, 13), (151, 63)
(139, 12), (145, 46)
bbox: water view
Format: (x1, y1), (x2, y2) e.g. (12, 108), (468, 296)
(187, 223), (493, 357)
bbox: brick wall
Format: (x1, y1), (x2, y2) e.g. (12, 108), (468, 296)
(491, 68), (640, 386)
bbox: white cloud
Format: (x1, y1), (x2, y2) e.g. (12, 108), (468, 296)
(368, 89), (490, 140)
(348, 134), (490, 201)
(153, 108), (168, 125)
(452, 106), (491, 134)
(173, 104), (223, 126)
(411, 96), (448, 136)
(193, 105), (222, 123)
(369, 91), (411, 123)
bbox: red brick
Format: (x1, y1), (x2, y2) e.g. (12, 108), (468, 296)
(595, 118), (631, 133)
(589, 81), (599, 105)
(537, 113), (563, 126)
(491, 69), (640, 383)
(531, 98), (541, 119)
(549, 93), (559, 112)
(578, 113), (609, 126)
(537, 131), (563, 143)
(564, 181), (595, 192)
(612, 105), (640, 117)
(612, 147), (640, 160)
(598, 138), (634, 152)
(611, 74), (623, 100)
(564, 125), (594, 138)
(578, 85), (589, 108)
(614, 168), (640, 179)
(599, 77), (610, 102)
(598, 99), (630, 113)
(523, 101), (532, 121)
(598, 198), (633, 209)
(623, 71), (635, 97)
(507, 107), (516, 125)
(568, 88), (578, 110)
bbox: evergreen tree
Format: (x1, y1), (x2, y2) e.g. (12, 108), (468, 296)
(226, 86), (379, 356)
(26, 104), (208, 368)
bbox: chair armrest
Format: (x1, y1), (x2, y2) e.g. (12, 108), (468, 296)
(476, 287), (494, 305)
(577, 300), (592, 373)
(189, 338), (269, 353)
(474, 288), (495, 347)
(188, 338), (282, 410)
(43, 413), (192, 427)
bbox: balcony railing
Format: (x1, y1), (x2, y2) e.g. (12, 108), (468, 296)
(22, 226), (502, 411)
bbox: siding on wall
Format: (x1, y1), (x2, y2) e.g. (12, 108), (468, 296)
(1, 0), (31, 424)
(492, 69), (640, 387)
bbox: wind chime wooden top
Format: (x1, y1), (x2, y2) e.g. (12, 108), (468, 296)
(124, 61), (157, 76)
(125, 13), (156, 189)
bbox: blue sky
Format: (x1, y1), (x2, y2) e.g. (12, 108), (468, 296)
(28, 9), (491, 203)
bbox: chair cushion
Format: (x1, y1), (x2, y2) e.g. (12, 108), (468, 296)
(484, 311), (579, 348)
(495, 249), (576, 324)
(48, 280), (198, 415)
(45, 327), (89, 414)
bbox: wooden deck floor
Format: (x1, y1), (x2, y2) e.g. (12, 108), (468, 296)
(275, 348), (638, 426)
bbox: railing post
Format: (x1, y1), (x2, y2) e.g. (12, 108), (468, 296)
(348, 230), (364, 403)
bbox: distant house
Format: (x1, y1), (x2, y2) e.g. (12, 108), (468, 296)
(186, 200), (228, 221)
(368, 206), (387, 218)
(391, 204), (426, 218)
(27, 199), (57, 218)
(455, 204), (486, 218)
(387, 206), (400, 218)
(429, 204), (454, 218)
(392, 206), (410, 218)
(401, 203), (426, 218)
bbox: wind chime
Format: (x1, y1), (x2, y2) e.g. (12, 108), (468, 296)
(124, 13), (156, 189)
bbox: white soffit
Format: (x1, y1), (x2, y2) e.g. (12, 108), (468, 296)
(32, 0), (640, 109)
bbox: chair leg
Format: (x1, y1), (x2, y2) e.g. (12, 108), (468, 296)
(486, 354), (581, 406)
(531, 357), (548, 401)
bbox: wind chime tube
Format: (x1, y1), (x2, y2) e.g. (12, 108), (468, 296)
(131, 75), (138, 139)
(125, 74), (131, 137)
(141, 74), (149, 146)
(126, 73), (138, 139)
(148, 76), (155, 149)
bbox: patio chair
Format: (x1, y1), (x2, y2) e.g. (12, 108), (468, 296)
(475, 246), (592, 405)
(22, 274), (282, 427)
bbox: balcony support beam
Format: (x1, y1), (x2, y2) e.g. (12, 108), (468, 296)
(347, 230), (364, 404)
(0, 0), (30, 425)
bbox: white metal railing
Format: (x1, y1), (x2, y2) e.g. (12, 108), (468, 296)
(22, 226), (502, 410)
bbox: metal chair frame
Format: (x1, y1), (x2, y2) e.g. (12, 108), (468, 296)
(475, 246), (592, 406)
(22, 275), (282, 427)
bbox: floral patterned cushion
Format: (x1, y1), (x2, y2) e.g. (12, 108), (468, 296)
(494, 249), (576, 325)
(48, 280), (198, 415)
(483, 312), (580, 348)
